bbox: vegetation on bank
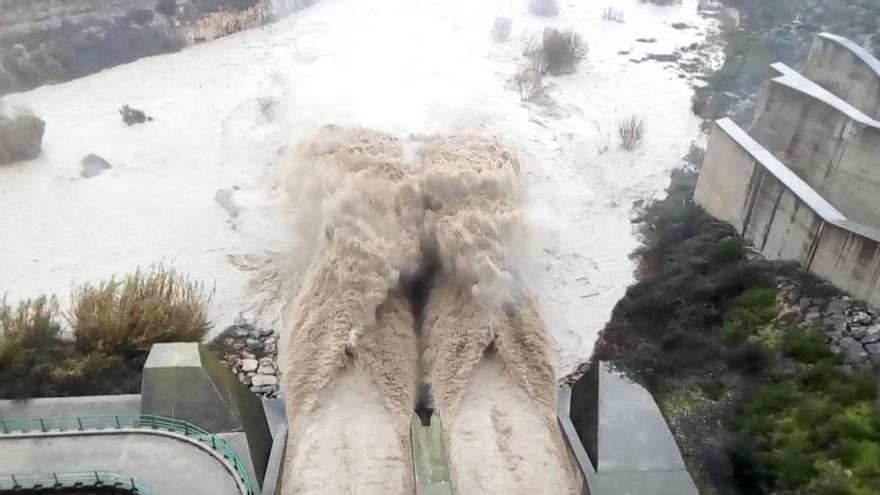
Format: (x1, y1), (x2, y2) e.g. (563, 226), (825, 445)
(581, 172), (880, 494)
(0, 265), (212, 399)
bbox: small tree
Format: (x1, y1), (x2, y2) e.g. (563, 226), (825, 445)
(602, 7), (625, 23)
(618, 115), (646, 150)
(155, 0), (177, 17)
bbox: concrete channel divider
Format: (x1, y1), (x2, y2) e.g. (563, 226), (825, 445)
(410, 412), (453, 495)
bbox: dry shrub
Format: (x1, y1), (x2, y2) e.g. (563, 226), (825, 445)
(602, 7), (625, 23)
(618, 115), (646, 150)
(492, 17), (512, 42)
(0, 296), (61, 364)
(257, 96), (276, 122)
(515, 66), (543, 101)
(532, 28), (587, 76)
(69, 263), (213, 355)
(528, 0), (558, 16)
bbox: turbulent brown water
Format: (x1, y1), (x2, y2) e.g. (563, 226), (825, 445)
(280, 126), (577, 494)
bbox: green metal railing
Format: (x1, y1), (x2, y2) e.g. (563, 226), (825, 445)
(0, 471), (154, 494)
(0, 414), (254, 494)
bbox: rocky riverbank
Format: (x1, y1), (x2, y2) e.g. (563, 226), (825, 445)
(211, 321), (281, 398)
(777, 276), (880, 370)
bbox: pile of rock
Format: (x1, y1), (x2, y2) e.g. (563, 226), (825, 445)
(777, 277), (880, 369)
(213, 322), (281, 398)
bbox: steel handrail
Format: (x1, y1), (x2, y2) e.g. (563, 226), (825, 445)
(0, 470), (154, 494)
(0, 414), (254, 494)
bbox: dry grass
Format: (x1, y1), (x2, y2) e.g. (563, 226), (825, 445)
(515, 66), (543, 101)
(69, 263), (213, 355)
(492, 17), (512, 42)
(602, 7), (625, 23)
(0, 295), (61, 363)
(528, 0), (558, 16)
(618, 115), (646, 150)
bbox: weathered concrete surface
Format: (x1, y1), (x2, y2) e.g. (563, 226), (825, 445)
(801, 33), (880, 120)
(0, 431), (240, 494)
(561, 363), (697, 495)
(696, 118), (880, 308)
(750, 63), (880, 228)
(141, 342), (272, 487)
(0, 395), (141, 419)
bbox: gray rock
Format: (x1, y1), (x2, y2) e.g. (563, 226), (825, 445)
(830, 345), (841, 355)
(238, 374), (252, 386)
(826, 330), (843, 344)
(257, 365), (275, 375)
(826, 299), (848, 316)
(240, 358), (259, 373)
(865, 342), (880, 355)
(829, 314), (848, 333)
(839, 337), (868, 364)
(849, 325), (867, 341)
(80, 154), (112, 178)
(251, 375), (278, 387)
(245, 338), (260, 348)
(870, 353), (880, 367)
(798, 297), (812, 310)
(259, 328), (274, 338)
(862, 325), (880, 344)
(839, 364), (853, 373)
(214, 189), (240, 218)
(263, 337), (277, 346)
(850, 311), (872, 325)
(0, 105), (45, 164)
(805, 312), (821, 321)
(264, 343), (277, 354)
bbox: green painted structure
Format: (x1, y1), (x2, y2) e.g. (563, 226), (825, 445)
(410, 413), (453, 495)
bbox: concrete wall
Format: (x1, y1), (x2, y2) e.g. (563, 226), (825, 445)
(801, 33), (880, 120)
(750, 64), (880, 228)
(696, 118), (880, 308)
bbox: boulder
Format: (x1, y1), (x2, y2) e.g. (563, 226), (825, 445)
(0, 105), (45, 164)
(839, 337), (868, 364)
(251, 374), (278, 388)
(80, 153), (112, 178)
(240, 358), (259, 373)
(863, 325), (880, 344)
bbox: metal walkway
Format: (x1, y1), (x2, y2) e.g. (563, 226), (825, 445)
(0, 415), (250, 495)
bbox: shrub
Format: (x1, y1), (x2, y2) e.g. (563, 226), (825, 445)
(492, 17), (512, 43)
(707, 237), (746, 265)
(528, 0), (558, 17)
(533, 28), (587, 75)
(119, 104), (149, 126)
(155, 0), (177, 17)
(257, 96), (276, 122)
(0, 296), (62, 365)
(124, 9), (155, 27)
(602, 7), (625, 23)
(69, 263), (213, 355)
(618, 115), (645, 150)
(515, 67), (543, 101)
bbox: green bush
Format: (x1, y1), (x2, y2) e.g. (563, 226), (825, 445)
(70, 264), (213, 355)
(0, 296), (62, 365)
(0, 296), (144, 399)
(119, 104), (148, 126)
(707, 237), (746, 265)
